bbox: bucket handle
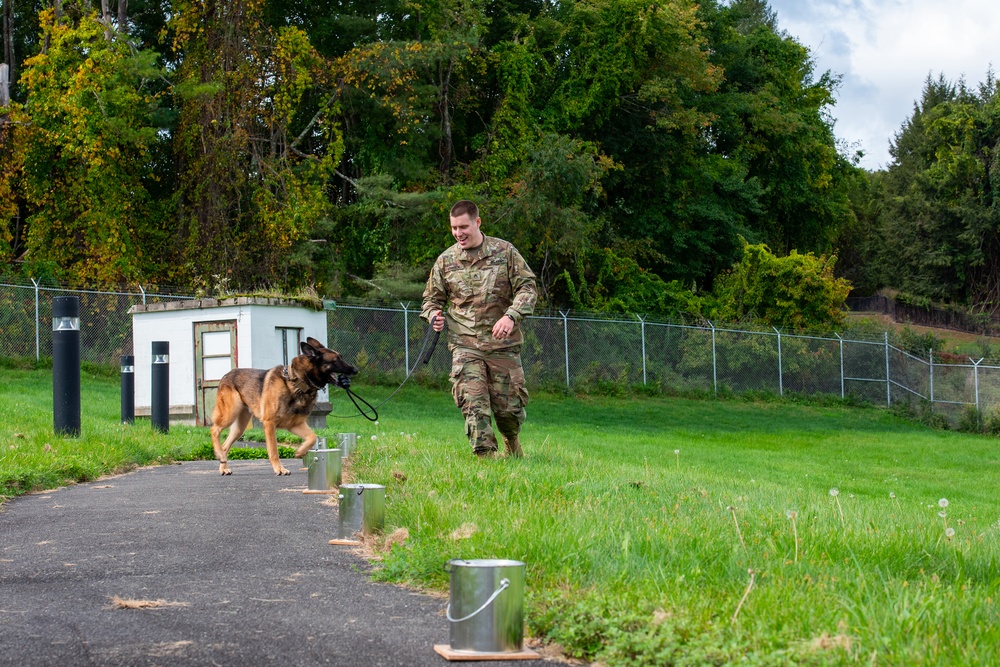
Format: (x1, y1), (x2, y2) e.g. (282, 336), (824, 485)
(446, 578), (510, 624)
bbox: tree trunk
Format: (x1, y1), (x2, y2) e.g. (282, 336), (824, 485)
(438, 57), (454, 178)
(1, 63), (9, 108)
(101, 0), (111, 40)
(44, 0), (62, 54)
(117, 0), (127, 31)
(2, 0), (13, 85)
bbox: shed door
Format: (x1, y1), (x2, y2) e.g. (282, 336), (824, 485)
(194, 321), (237, 426)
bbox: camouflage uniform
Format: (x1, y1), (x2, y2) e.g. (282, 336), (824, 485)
(422, 235), (537, 455)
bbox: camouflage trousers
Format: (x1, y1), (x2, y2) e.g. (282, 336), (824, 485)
(449, 346), (529, 454)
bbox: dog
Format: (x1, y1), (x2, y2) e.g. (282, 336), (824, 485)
(210, 337), (359, 476)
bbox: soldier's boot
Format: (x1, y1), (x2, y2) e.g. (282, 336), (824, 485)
(503, 436), (523, 458)
(475, 448), (499, 460)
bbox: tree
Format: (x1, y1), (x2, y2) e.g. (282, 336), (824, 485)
(874, 73), (1000, 313)
(699, 0), (855, 256)
(169, 0), (342, 288)
(15, 5), (169, 282)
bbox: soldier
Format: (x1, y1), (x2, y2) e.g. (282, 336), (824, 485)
(421, 200), (538, 458)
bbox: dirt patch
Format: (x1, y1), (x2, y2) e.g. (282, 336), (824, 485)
(110, 596), (189, 610)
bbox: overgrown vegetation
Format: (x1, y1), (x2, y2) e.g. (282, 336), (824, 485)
(1, 0), (858, 325)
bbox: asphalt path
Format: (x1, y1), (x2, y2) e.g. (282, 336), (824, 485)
(0, 459), (548, 667)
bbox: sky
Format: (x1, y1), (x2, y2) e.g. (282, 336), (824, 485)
(764, 0), (999, 170)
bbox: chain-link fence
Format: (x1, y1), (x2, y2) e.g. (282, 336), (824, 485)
(3, 279), (999, 423)
(326, 304), (1000, 423)
(0, 280), (194, 363)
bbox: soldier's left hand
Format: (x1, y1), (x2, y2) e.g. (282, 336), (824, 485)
(492, 315), (514, 339)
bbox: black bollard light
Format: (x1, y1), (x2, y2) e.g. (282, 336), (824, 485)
(120, 354), (135, 424)
(150, 341), (169, 433)
(52, 296), (81, 437)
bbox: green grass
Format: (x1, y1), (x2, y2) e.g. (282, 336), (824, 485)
(3, 369), (1000, 665)
(0, 368), (208, 496)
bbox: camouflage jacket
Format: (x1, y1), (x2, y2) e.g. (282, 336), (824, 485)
(421, 235), (537, 352)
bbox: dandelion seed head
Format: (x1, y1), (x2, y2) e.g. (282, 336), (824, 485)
(829, 488), (839, 497)
(939, 498), (949, 508)
(674, 449), (680, 455)
(890, 492), (896, 499)
(945, 527), (955, 539)
(726, 505), (735, 512)
(786, 510), (798, 520)
(371, 435), (378, 441)
(938, 511), (947, 518)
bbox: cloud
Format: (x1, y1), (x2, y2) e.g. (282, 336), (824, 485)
(766, 0), (998, 169)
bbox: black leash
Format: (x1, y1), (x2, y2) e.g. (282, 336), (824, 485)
(332, 318), (442, 422)
(340, 384), (379, 422)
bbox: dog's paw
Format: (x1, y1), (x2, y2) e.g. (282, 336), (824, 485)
(220, 469), (232, 476)
(275, 468), (291, 476)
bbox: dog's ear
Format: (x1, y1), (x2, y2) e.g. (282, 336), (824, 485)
(300, 340), (319, 357)
(305, 336), (324, 349)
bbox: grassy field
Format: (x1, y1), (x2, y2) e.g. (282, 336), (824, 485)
(2, 367), (1000, 665)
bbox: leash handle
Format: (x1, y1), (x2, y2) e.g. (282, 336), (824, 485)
(422, 331), (440, 364)
(422, 314), (442, 364)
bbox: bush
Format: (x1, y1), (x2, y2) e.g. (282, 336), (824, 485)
(708, 242), (851, 331)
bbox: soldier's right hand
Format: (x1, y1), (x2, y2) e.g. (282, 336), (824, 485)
(431, 311), (445, 332)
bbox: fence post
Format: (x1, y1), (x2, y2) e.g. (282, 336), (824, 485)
(637, 314), (647, 385)
(707, 320), (717, 396)
(32, 278), (41, 361)
(929, 349), (934, 404)
(774, 327), (783, 397)
(836, 333), (845, 398)
(560, 310), (570, 388)
(971, 357), (984, 412)
(139, 284), (147, 306)
(884, 332), (891, 407)
(401, 302), (410, 372)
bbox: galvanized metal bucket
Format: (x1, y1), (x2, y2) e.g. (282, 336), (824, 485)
(336, 432), (357, 458)
(446, 559), (525, 653)
(302, 437), (326, 468)
(337, 483), (385, 538)
(306, 448), (341, 491)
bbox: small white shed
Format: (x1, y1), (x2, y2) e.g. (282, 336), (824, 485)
(129, 297), (331, 427)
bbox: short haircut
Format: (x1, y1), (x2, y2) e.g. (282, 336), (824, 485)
(450, 200), (479, 220)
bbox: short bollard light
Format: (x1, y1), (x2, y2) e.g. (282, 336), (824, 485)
(120, 355), (135, 424)
(52, 296), (81, 437)
(150, 341), (169, 434)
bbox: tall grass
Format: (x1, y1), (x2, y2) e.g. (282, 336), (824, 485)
(2, 368), (999, 664)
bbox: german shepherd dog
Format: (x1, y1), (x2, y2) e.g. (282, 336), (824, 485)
(210, 337), (358, 476)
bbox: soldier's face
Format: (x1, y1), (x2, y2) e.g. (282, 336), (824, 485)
(450, 213), (484, 250)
